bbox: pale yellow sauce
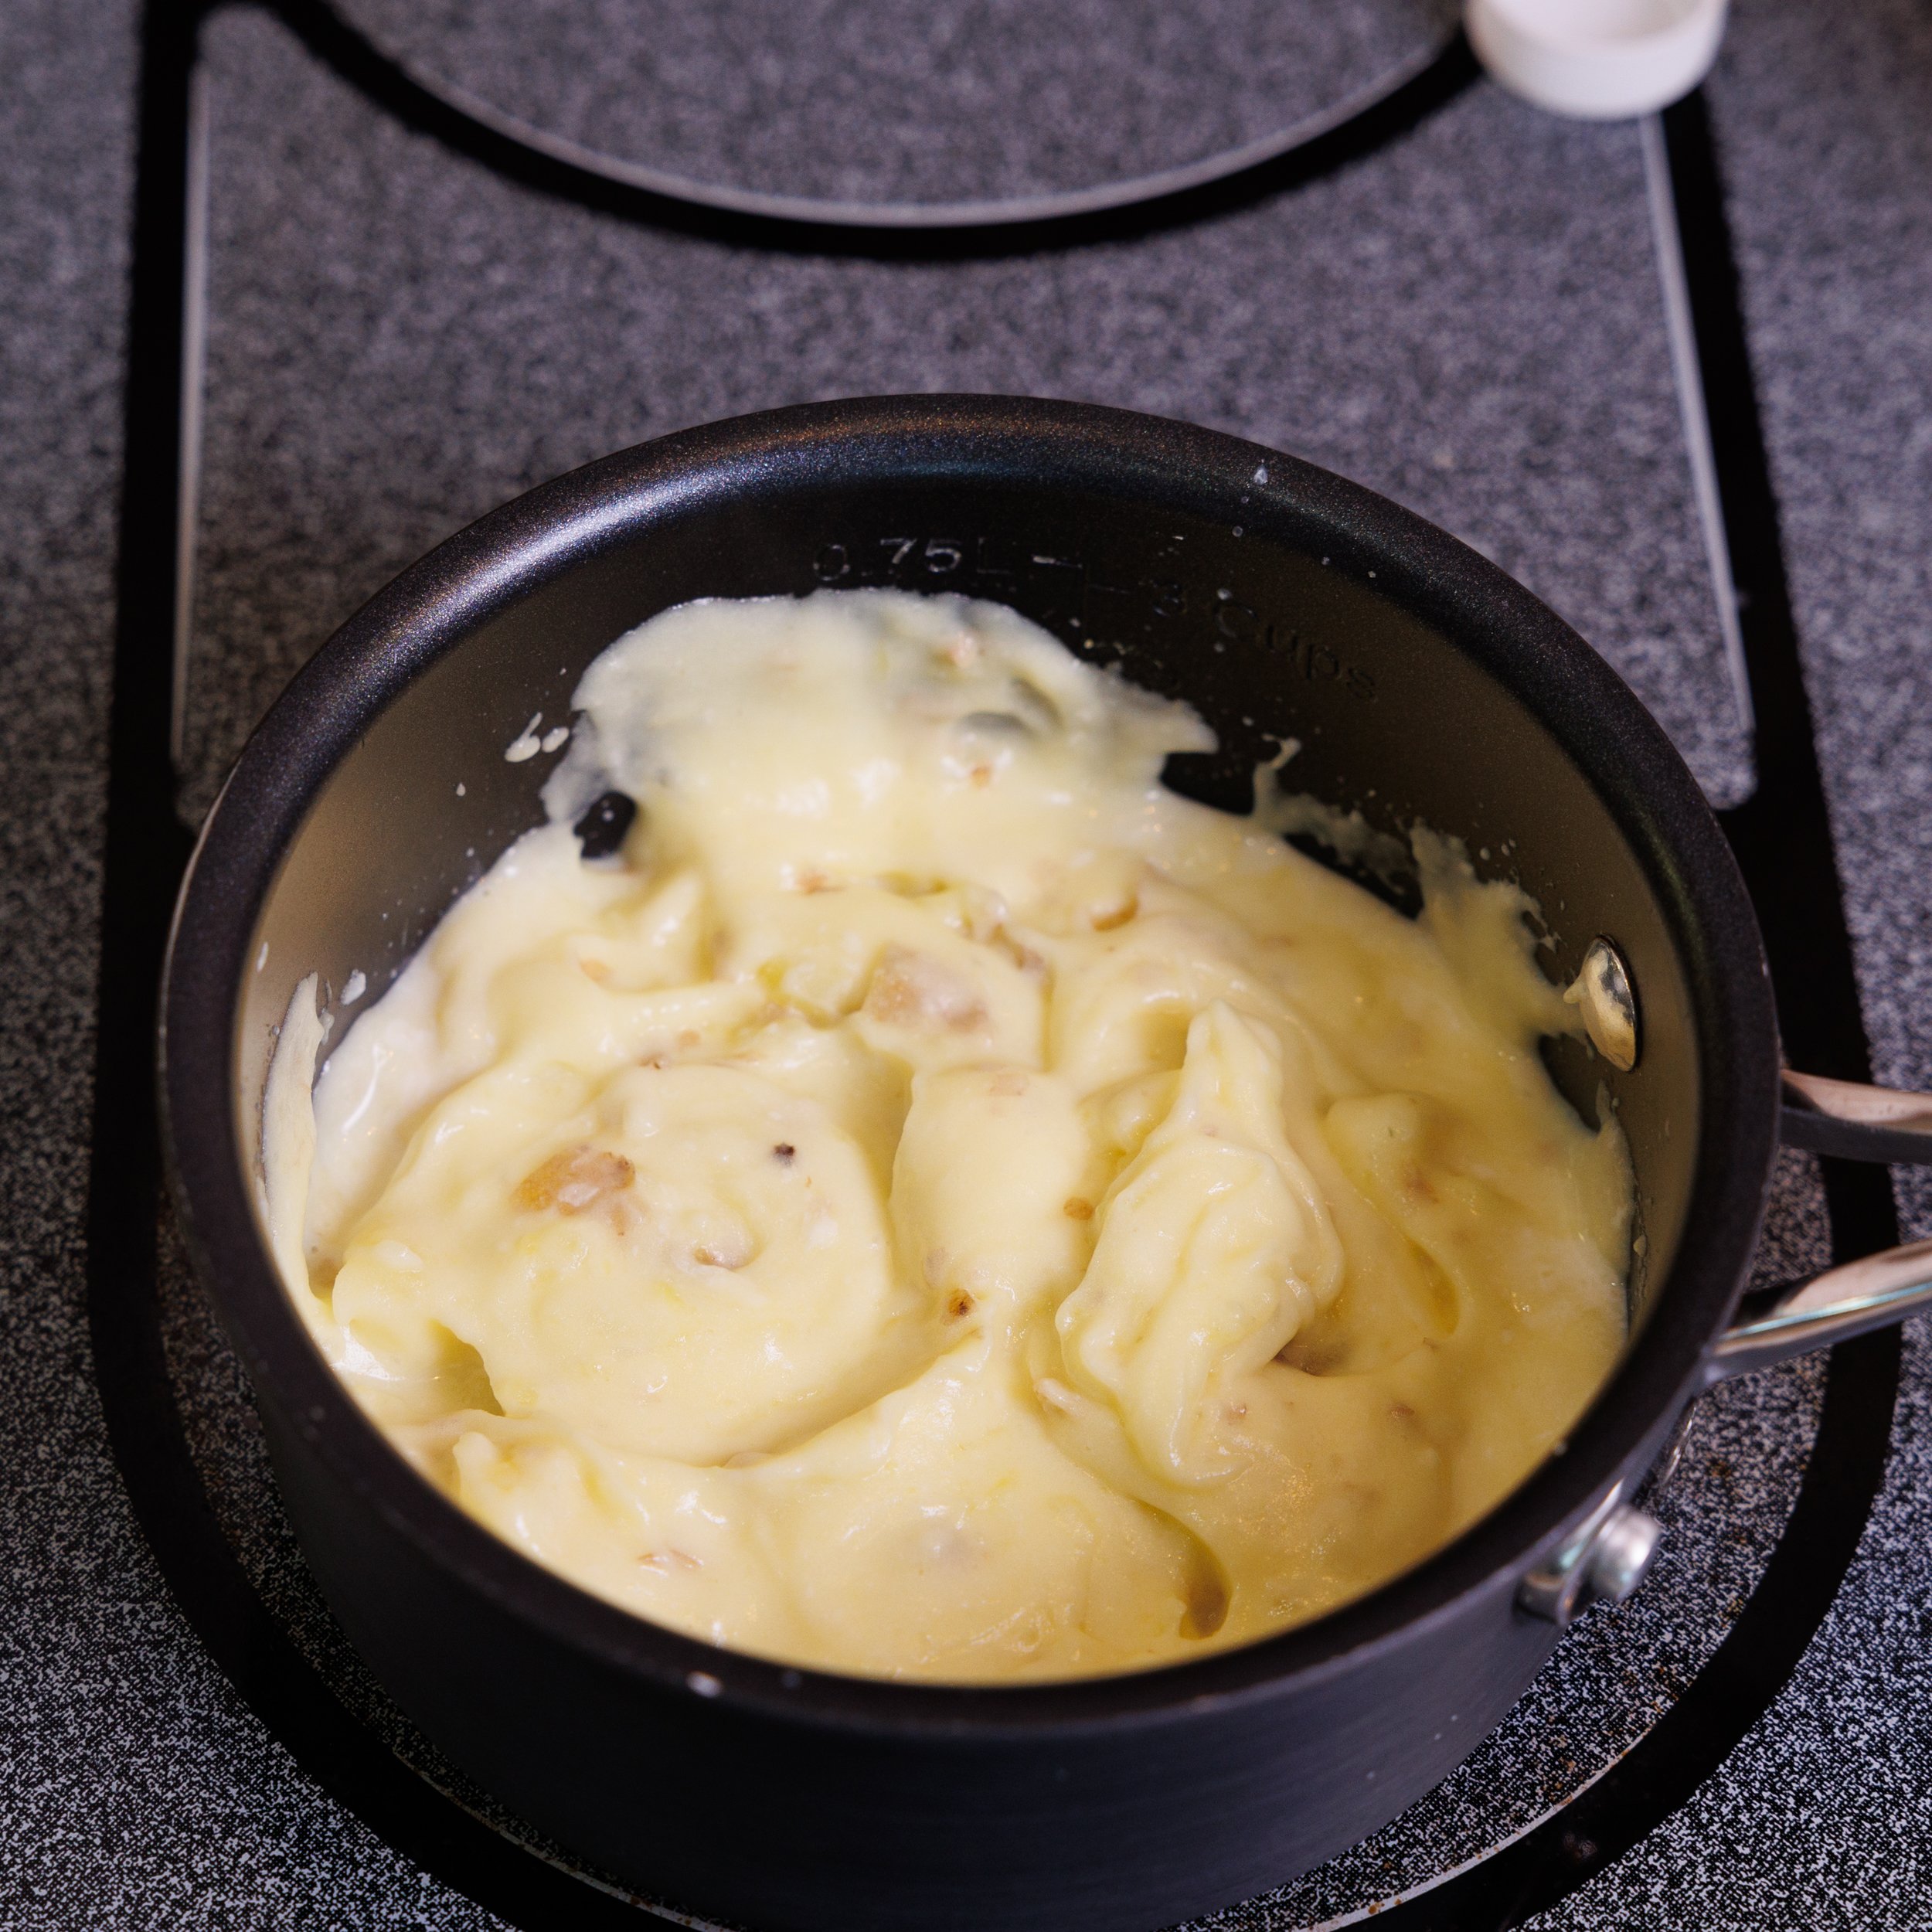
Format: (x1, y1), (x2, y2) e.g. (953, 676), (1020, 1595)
(265, 590), (1630, 1682)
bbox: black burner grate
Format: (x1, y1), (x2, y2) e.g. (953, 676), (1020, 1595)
(318, 0), (1457, 224)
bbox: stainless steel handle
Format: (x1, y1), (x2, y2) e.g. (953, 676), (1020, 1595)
(1779, 1069), (1932, 1165)
(1530, 1073), (1932, 1617)
(1709, 1235), (1932, 1383)
(1705, 1070), (1932, 1383)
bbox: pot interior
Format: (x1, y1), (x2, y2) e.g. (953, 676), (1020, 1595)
(233, 420), (1707, 1412)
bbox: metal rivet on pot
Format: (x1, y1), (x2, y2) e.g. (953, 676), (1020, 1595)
(1566, 936), (1640, 1072)
(1517, 1488), (1662, 1625)
(1580, 1505), (1662, 1607)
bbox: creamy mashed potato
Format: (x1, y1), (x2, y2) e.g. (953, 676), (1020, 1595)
(264, 589), (1630, 1682)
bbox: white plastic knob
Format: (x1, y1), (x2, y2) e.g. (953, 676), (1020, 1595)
(1465, 0), (1728, 120)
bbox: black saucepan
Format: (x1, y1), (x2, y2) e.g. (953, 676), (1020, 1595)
(162, 396), (1932, 1932)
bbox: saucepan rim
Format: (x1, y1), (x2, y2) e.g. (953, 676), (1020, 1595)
(160, 392), (1780, 1739)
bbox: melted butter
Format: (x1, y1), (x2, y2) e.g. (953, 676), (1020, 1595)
(268, 589), (1631, 1682)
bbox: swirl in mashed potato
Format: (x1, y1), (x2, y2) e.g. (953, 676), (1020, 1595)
(262, 589), (1630, 1682)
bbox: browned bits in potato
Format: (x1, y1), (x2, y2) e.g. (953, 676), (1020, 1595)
(516, 1146), (635, 1214)
(692, 1227), (753, 1270)
(640, 1030), (702, 1067)
(772, 1142), (796, 1163)
(970, 764), (993, 787)
(639, 1548), (703, 1573)
(1090, 896), (1138, 931)
(578, 956), (611, 984)
(797, 869), (831, 894)
(946, 1289), (975, 1319)
(994, 930), (1047, 977)
(1063, 1196), (1094, 1221)
(864, 944), (988, 1033)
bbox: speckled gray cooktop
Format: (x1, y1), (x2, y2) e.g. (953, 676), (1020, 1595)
(2, 0), (1930, 1926)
